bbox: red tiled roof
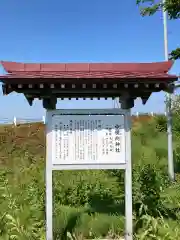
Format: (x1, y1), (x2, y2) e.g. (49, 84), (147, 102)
(0, 60), (177, 80)
(0, 71), (176, 79)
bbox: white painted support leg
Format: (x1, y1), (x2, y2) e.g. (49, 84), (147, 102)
(46, 110), (53, 240)
(124, 109), (133, 240)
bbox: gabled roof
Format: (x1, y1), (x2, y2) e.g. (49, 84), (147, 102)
(0, 60), (177, 80)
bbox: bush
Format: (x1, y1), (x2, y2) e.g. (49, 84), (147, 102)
(174, 146), (180, 173)
(137, 164), (161, 217)
(173, 113), (180, 136)
(0, 119), (180, 239)
(53, 170), (123, 209)
(155, 115), (167, 132)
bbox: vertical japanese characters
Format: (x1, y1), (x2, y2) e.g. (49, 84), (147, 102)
(52, 115), (125, 164)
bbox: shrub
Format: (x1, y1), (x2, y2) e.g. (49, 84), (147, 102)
(53, 170), (122, 209)
(137, 164), (162, 217)
(0, 119), (180, 239)
(174, 146), (180, 173)
(155, 115), (167, 132)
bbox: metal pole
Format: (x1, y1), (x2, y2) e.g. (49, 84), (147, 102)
(46, 110), (53, 240)
(125, 109), (133, 240)
(162, 0), (175, 181)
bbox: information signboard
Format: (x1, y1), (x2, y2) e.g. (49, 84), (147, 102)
(46, 109), (132, 240)
(51, 114), (125, 165)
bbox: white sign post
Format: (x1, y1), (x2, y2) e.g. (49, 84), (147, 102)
(45, 109), (132, 240)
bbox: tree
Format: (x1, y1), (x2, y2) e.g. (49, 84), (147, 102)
(136, 0), (180, 60)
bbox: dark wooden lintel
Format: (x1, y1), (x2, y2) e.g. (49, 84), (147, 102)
(2, 81), (175, 110)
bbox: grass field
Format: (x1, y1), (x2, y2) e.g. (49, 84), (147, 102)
(0, 115), (180, 239)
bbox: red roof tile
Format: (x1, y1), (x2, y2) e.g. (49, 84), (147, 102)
(0, 71), (176, 79)
(1, 60), (174, 72)
(0, 60), (177, 80)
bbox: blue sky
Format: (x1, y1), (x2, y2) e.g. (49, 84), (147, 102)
(0, 0), (179, 119)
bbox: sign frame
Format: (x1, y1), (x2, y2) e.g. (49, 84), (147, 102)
(45, 109), (133, 240)
(50, 110), (126, 169)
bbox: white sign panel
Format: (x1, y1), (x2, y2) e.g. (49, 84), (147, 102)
(51, 114), (125, 165)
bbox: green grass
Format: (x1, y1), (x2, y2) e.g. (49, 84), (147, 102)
(0, 117), (180, 239)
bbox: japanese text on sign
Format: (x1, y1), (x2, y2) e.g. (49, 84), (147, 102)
(51, 115), (125, 165)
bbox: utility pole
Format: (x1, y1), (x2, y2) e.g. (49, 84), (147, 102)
(163, 0), (175, 181)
